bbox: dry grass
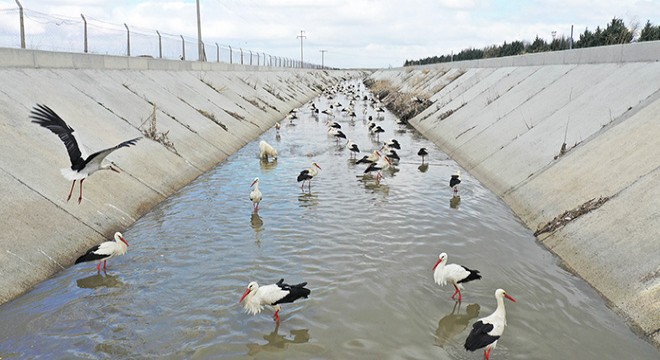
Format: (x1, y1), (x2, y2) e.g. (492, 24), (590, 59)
(139, 104), (177, 154)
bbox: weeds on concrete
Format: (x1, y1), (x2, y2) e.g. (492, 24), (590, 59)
(534, 196), (610, 236)
(140, 104), (178, 154)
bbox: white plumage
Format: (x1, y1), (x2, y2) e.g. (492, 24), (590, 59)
(433, 252), (482, 302)
(239, 279), (311, 322)
(75, 232), (129, 272)
(464, 288), (516, 360)
(249, 177), (262, 212)
(259, 140), (278, 161)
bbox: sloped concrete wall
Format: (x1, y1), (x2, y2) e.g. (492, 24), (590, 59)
(0, 48), (368, 305)
(368, 41), (660, 347)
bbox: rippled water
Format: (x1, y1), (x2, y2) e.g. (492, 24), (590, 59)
(0, 80), (657, 359)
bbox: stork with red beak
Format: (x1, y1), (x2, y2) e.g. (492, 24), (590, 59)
(297, 162), (321, 192)
(30, 104), (141, 204)
(239, 279), (311, 322)
(433, 252), (482, 302)
(464, 288), (516, 360)
(249, 177), (262, 212)
(75, 232), (129, 272)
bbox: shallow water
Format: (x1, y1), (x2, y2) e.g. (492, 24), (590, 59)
(0, 80), (657, 359)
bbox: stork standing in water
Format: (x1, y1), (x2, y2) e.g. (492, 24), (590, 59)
(75, 232), (129, 272)
(297, 162), (321, 192)
(464, 289), (516, 360)
(346, 139), (360, 159)
(433, 252), (482, 302)
(364, 156), (392, 183)
(239, 279), (311, 322)
(450, 170), (462, 194)
(418, 147), (428, 164)
(259, 140), (278, 162)
(30, 104), (141, 204)
(250, 177), (262, 213)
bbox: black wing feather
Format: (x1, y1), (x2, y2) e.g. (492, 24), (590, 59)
(297, 170), (310, 182)
(30, 104), (84, 169)
(464, 320), (499, 351)
(75, 244), (108, 264)
(273, 279), (311, 305)
(458, 266), (482, 283)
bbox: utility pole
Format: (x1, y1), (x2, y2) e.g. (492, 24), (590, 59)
(196, 0), (205, 61)
(320, 50), (327, 69)
(15, 0), (25, 48)
(297, 30), (306, 68)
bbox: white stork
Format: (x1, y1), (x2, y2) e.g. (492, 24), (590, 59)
(346, 139), (360, 159)
(250, 177), (262, 212)
(464, 288), (516, 360)
(364, 156), (392, 183)
(30, 104), (141, 204)
(356, 150), (381, 165)
(297, 162), (321, 192)
(239, 279), (311, 322)
(433, 252), (482, 302)
(75, 232), (129, 272)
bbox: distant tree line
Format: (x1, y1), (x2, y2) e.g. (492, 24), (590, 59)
(404, 18), (660, 66)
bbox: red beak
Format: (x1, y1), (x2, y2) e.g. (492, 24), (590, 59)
(505, 294), (516, 302)
(315, 163), (322, 170)
(251, 179), (258, 187)
(432, 258), (443, 271)
(119, 235), (129, 246)
(110, 165), (121, 173)
(239, 288), (251, 303)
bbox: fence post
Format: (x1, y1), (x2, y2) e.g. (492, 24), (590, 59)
(15, 0), (25, 48)
(256, 52), (260, 66)
(229, 45), (232, 64)
(80, 14), (88, 53)
(156, 30), (162, 58)
(240, 48), (243, 64)
(249, 50), (252, 65)
(124, 23), (130, 56)
(216, 42), (219, 62)
(180, 35), (185, 60)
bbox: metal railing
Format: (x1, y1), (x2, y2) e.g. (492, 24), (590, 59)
(1, 1), (327, 69)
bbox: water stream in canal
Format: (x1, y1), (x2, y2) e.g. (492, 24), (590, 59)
(0, 80), (656, 359)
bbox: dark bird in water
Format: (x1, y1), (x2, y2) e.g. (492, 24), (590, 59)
(30, 104), (141, 203)
(418, 147), (428, 164)
(450, 170), (461, 194)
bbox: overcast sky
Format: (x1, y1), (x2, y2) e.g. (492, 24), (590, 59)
(1, 0), (658, 68)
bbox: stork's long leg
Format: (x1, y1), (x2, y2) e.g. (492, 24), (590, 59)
(78, 178), (85, 204)
(67, 180), (77, 201)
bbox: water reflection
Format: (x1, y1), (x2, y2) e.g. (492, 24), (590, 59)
(298, 193), (319, 208)
(76, 273), (124, 289)
(449, 195), (461, 209)
(435, 303), (480, 347)
(245, 322), (310, 356)
(259, 158), (278, 172)
(418, 163), (429, 173)
(275, 133), (281, 142)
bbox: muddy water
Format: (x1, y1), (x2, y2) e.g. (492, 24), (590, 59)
(0, 80), (656, 359)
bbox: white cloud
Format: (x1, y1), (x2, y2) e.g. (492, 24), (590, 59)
(1, 0), (658, 68)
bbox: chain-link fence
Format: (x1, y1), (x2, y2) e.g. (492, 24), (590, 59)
(0, 2), (325, 68)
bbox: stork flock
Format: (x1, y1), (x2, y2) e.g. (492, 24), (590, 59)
(246, 80), (516, 359)
(29, 78), (514, 359)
